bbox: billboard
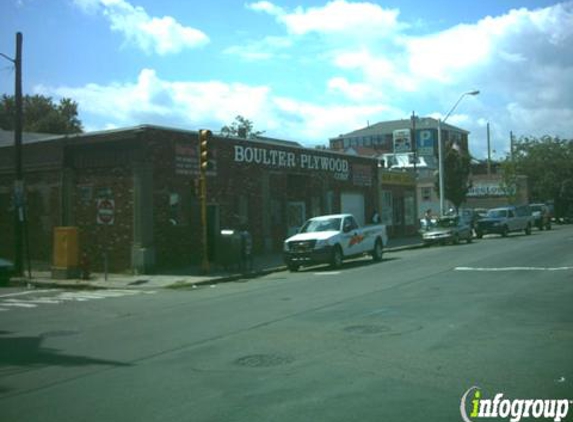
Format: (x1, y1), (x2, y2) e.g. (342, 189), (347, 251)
(393, 129), (412, 152)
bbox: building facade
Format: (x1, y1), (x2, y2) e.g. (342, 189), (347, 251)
(330, 118), (470, 219)
(0, 125), (379, 273)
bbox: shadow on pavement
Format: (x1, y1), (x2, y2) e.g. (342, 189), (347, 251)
(0, 332), (132, 369)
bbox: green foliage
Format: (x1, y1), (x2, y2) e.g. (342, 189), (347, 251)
(0, 94), (83, 134)
(502, 135), (573, 217)
(435, 146), (472, 212)
(220, 115), (264, 139)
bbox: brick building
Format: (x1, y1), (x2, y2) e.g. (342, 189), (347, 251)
(0, 125), (379, 273)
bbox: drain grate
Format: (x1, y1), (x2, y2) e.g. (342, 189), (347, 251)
(234, 353), (294, 368)
(343, 324), (391, 335)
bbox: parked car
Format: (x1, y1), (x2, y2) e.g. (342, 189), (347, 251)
(0, 257), (15, 285)
(476, 205), (533, 238)
(283, 214), (387, 271)
(421, 216), (473, 246)
(529, 203), (552, 230)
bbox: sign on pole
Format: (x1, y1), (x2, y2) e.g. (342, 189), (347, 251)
(97, 198), (115, 225)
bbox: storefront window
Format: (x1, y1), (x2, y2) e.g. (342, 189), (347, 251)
(421, 187), (432, 201)
(381, 190), (393, 226)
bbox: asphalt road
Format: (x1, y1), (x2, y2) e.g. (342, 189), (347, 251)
(1, 226), (573, 422)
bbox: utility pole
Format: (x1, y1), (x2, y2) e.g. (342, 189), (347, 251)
(1, 32), (29, 277)
(411, 111), (417, 174)
(14, 32), (24, 276)
(487, 122), (491, 176)
(510, 131), (514, 161)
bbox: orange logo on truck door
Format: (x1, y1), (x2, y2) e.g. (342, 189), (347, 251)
(348, 234), (364, 247)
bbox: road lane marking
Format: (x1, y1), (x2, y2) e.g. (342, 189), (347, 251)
(0, 289), (157, 313)
(313, 272), (341, 276)
(1, 301), (37, 308)
(455, 266), (573, 272)
(0, 289), (53, 298)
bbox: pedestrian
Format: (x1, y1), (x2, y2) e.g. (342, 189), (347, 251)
(371, 209), (381, 224)
(423, 209), (433, 230)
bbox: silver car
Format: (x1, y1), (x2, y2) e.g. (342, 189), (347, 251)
(421, 216), (473, 246)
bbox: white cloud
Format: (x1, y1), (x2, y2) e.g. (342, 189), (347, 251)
(33, 68), (404, 143)
(247, 0), (405, 36)
(247, 1), (285, 16)
(73, 0), (209, 54)
(48, 1), (573, 151)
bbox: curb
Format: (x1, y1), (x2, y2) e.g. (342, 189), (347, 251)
(5, 243), (424, 291)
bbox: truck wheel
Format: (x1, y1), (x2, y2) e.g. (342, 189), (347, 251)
(466, 234), (473, 243)
(452, 234), (460, 245)
(331, 246), (343, 269)
(372, 239), (383, 262)
(287, 263), (299, 272)
(525, 224), (531, 235)
(476, 230), (483, 239)
(546, 222), (551, 230)
(502, 226), (509, 237)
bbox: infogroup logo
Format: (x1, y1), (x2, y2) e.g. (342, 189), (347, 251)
(460, 386), (571, 422)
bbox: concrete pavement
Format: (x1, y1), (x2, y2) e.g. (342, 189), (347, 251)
(7, 235), (424, 290)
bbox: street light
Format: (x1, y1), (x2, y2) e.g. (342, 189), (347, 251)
(437, 90), (480, 216)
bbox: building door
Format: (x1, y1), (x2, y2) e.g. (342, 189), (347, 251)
(341, 192), (365, 226)
(287, 201), (306, 237)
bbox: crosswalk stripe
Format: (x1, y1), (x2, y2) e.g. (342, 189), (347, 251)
(1, 302), (37, 308)
(0, 289), (157, 312)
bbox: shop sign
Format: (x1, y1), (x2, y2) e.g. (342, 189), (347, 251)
(352, 164), (372, 186)
(233, 145), (350, 179)
(393, 129), (412, 153)
(381, 172), (415, 186)
(467, 184), (516, 197)
(175, 143), (198, 176)
(175, 143), (216, 176)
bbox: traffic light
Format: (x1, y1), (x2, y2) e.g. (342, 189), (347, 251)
(199, 129), (212, 172)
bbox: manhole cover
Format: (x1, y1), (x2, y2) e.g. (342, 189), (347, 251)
(344, 324), (391, 335)
(40, 330), (79, 338)
(234, 354), (294, 368)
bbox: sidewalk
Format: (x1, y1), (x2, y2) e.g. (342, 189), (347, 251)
(8, 235), (423, 291)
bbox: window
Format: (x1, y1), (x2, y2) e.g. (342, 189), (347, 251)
(343, 217), (358, 232)
(381, 190), (393, 225)
(421, 187), (432, 202)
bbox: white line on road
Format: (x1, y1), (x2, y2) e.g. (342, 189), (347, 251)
(0, 289), (53, 298)
(314, 272), (341, 276)
(455, 266), (573, 272)
(0, 301), (37, 308)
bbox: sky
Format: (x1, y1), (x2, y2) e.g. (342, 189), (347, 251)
(1, 0), (572, 159)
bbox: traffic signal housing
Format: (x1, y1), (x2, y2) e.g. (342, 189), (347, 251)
(199, 129), (212, 172)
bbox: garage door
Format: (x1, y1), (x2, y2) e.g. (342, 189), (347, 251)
(341, 192), (365, 226)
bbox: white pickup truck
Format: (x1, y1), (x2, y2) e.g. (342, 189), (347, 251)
(283, 214), (388, 271)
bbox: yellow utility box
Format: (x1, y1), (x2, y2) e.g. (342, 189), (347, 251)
(52, 227), (80, 279)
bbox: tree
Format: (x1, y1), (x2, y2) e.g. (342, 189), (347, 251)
(0, 94), (83, 134)
(436, 145), (472, 212)
(220, 115), (264, 138)
(501, 135), (573, 218)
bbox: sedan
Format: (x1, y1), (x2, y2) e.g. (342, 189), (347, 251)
(421, 216), (473, 246)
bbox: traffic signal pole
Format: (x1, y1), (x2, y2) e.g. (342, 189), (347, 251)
(198, 129), (212, 274)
